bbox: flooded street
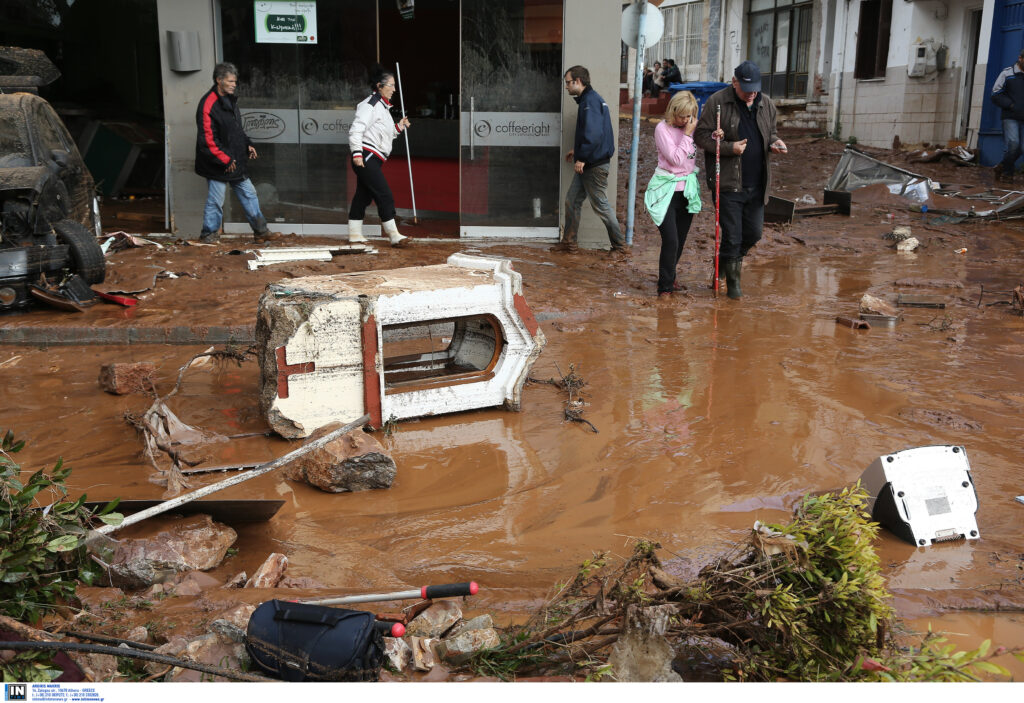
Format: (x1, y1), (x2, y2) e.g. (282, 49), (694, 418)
(2, 127), (1023, 676)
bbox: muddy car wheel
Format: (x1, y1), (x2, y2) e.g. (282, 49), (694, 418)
(53, 219), (105, 284)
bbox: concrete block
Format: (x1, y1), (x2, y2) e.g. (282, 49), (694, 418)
(98, 362), (156, 395)
(256, 254), (546, 438)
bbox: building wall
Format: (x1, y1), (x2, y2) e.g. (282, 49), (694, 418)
(157, 0), (219, 235)
(563, 0), (622, 249)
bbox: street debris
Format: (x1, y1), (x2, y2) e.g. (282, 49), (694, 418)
(247, 244), (376, 270)
(835, 316), (870, 330)
(883, 225), (913, 241)
(859, 294), (899, 318)
(896, 236), (920, 252)
(896, 294), (946, 309)
(826, 147), (934, 202)
(256, 254), (545, 438)
(100, 231), (163, 254)
(283, 420), (396, 493)
(529, 362), (598, 433)
(29, 274), (98, 312)
(906, 145), (975, 166)
(98, 361), (156, 395)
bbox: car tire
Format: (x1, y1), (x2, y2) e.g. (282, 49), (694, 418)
(53, 219), (105, 285)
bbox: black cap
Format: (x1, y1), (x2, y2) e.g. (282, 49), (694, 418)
(734, 60), (762, 93)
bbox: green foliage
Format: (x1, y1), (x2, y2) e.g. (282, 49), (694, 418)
(0, 428), (122, 624)
(740, 483), (893, 680)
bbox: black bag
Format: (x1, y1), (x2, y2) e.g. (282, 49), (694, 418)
(245, 600), (384, 681)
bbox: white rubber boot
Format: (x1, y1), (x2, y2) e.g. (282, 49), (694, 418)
(382, 219), (408, 247)
(347, 219), (367, 243)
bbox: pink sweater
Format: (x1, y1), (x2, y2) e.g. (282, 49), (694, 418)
(655, 121), (698, 191)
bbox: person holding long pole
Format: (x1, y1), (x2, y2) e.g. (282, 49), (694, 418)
(347, 71), (410, 248)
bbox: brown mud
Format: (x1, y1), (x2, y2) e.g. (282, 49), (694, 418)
(2, 120), (1023, 677)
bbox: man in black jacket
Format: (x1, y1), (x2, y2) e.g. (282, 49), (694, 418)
(556, 65), (625, 254)
(195, 62), (270, 243)
(991, 49), (1024, 182)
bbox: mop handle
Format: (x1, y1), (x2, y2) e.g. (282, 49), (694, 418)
(714, 105), (721, 296)
(298, 581), (479, 607)
(395, 62), (417, 221)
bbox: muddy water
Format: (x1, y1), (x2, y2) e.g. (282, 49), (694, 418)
(2, 133), (1024, 675)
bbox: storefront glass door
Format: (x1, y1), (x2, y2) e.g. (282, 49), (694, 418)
(459, 0), (564, 239)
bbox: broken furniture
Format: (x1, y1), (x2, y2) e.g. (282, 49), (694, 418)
(248, 244), (376, 269)
(825, 146), (933, 202)
(764, 190), (852, 224)
(859, 445), (979, 546)
(256, 254), (547, 438)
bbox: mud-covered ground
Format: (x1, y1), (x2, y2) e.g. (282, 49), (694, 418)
(2, 119), (1023, 678)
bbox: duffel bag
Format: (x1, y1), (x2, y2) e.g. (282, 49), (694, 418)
(246, 599), (384, 681)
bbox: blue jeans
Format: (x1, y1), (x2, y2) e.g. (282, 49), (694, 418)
(202, 178), (264, 234)
(999, 119), (1024, 173)
(563, 163), (624, 249)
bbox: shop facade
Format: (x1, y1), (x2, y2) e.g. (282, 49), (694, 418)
(157, 0), (621, 246)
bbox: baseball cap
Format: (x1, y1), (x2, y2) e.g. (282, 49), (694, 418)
(734, 60), (762, 93)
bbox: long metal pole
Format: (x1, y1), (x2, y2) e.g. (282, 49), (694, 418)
(625, 1), (647, 246)
(395, 62), (418, 223)
(714, 106), (721, 297)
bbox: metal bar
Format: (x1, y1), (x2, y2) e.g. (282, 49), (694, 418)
(395, 62), (417, 221)
(625, 0), (647, 246)
(0, 325), (256, 346)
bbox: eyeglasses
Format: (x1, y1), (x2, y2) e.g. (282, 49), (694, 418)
(382, 83), (395, 89)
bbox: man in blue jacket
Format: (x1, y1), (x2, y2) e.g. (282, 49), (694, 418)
(992, 48), (1024, 183)
(555, 65), (625, 254)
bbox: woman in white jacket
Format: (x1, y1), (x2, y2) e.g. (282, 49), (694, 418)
(347, 71), (411, 247)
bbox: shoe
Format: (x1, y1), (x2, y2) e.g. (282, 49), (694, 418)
(724, 258), (742, 299)
(609, 246), (629, 259)
(382, 218), (408, 247)
(347, 219), (367, 243)
(550, 241), (579, 253)
(254, 230), (281, 243)
(198, 230), (219, 243)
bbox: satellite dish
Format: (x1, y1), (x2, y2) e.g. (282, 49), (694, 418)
(621, 2), (664, 49)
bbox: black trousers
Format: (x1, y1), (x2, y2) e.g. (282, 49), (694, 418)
(656, 190), (694, 293)
(716, 185), (765, 260)
(348, 153), (396, 222)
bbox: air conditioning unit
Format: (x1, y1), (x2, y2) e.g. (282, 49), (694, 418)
(860, 445), (979, 546)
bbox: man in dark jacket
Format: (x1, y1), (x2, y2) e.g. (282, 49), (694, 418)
(556, 65), (625, 254)
(991, 48), (1024, 182)
(662, 59), (682, 86)
(195, 62), (270, 243)
(694, 61), (786, 299)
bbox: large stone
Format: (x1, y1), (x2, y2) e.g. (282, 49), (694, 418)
(383, 636), (413, 672)
(285, 424), (396, 493)
(859, 293), (899, 317)
(437, 627), (500, 664)
(405, 600), (462, 638)
(447, 614), (493, 639)
(106, 515), (237, 590)
(98, 362), (156, 395)
(608, 604), (683, 682)
(142, 636), (188, 677)
(209, 603), (255, 643)
(245, 552), (288, 588)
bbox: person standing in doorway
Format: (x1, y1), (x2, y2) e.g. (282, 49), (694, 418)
(991, 48), (1024, 183)
(644, 91), (702, 298)
(694, 60), (786, 299)
(347, 71), (411, 247)
(194, 62), (271, 243)
(556, 65), (626, 254)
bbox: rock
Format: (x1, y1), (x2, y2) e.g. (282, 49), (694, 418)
(98, 362), (156, 395)
(859, 293), (899, 317)
(245, 553), (288, 588)
(106, 515), (237, 590)
(896, 236), (920, 251)
(172, 576), (203, 597)
(885, 225), (912, 241)
(167, 633), (249, 682)
(71, 650), (119, 681)
(405, 600), (462, 638)
(437, 627), (500, 664)
(447, 614), (493, 639)
(222, 571), (247, 588)
(608, 604), (683, 682)
(142, 636), (188, 677)
(210, 619), (247, 644)
(126, 626), (150, 645)
(278, 575), (326, 589)
(211, 603), (256, 632)
(408, 636), (439, 672)
(285, 424), (396, 493)
(383, 636), (413, 672)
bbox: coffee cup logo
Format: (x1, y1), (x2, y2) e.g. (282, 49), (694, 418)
(474, 120), (492, 138)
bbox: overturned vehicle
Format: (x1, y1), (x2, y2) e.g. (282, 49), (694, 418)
(0, 47), (105, 312)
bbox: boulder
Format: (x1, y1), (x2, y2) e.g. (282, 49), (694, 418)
(405, 600), (462, 638)
(608, 604), (683, 682)
(98, 362), (156, 395)
(105, 515), (237, 590)
(222, 571), (247, 588)
(859, 293), (899, 317)
(383, 636), (413, 672)
(245, 553), (288, 588)
(437, 627), (500, 664)
(285, 423), (396, 493)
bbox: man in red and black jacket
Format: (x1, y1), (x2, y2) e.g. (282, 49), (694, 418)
(194, 62), (270, 243)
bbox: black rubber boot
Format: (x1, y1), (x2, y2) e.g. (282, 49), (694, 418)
(724, 258), (742, 299)
(199, 230), (219, 243)
(253, 216), (273, 243)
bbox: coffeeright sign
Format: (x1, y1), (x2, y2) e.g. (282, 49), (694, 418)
(254, 1), (318, 44)
(241, 109), (355, 144)
(461, 112), (560, 147)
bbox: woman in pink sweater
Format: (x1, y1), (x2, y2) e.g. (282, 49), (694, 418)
(645, 91), (702, 297)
